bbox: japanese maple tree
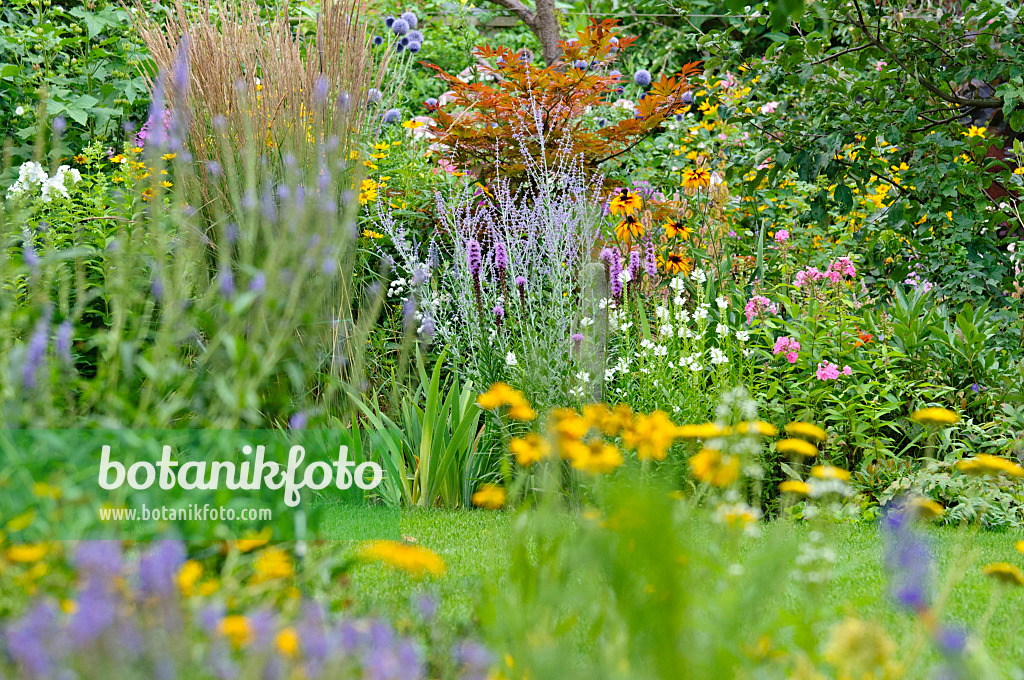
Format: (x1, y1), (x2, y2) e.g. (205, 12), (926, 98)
(423, 20), (700, 184)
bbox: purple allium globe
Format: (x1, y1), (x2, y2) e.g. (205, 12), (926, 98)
(408, 41), (421, 53)
(615, 86), (625, 94)
(396, 42), (405, 53)
(383, 108), (401, 124)
(574, 59), (587, 69)
(367, 88), (383, 104)
(400, 36), (409, 46)
(400, 11), (418, 29)
(681, 90), (693, 104)
(609, 69), (621, 79)
(391, 18), (409, 35)
(407, 29), (423, 43)
(425, 97), (438, 108)
(633, 69), (652, 86)
(372, 35), (383, 46)
(385, 16), (394, 27)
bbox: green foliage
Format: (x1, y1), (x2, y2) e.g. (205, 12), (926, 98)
(0, 0), (149, 170)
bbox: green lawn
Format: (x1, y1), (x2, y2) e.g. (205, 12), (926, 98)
(328, 508), (1024, 668)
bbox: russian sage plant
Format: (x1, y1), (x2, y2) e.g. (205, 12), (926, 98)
(374, 141), (605, 411)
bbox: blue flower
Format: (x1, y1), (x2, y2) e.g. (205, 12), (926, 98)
(391, 18), (409, 35)
(408, 41), (421, 53)
(633, 69), (652, 86)
(682, 91), (693, 104)
(367, 88), (382, 104)
(674, 113), (684, 121)
(425, 97), (438, 108)
(383, 108), (401, 124)
(396, 42), (405, 52)
(400, 11), (418, 29)
(400, 36), (409, 46)
(615, 86), (625, 94)
(407, 29), (423, 43)
(373, 35), (383, 45)
(574, 60), (587, 69)
(385, 16), (394, 27)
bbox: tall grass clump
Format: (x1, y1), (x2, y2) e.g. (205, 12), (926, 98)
(0, 2), (392, 428)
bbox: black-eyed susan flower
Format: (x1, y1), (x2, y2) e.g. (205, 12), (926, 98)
(608, 188), (642, 216)
(664, 219), (693, 240)
(622, 410), (679, 461)
(572, 439), (624, 475)
(658, 251), (692, 274)
(776, 438), (818, 458)
(472, 484), (507, 509)
(615, 214), (644, 241)
(681, 167), (711, 192)
(478, 383), (536, 421)
(677, 422), (726, 440)
(955, 454), (1024, 478)
(689, 448), (740, 487)
(981, 562), (1024, 586)
(910, 407), (960, 427)
(784, 421), (828, 442)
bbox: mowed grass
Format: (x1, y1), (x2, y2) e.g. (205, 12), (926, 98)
(325, 508), (1024, 666)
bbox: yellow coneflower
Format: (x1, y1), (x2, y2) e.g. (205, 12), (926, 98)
(776, 438), (818, 458)
(737, 421), (779, 437)
(509, 433), (551, 466)
(477, 383), (537, 421)
(910, 407), (960, 426)
(908, 497), (945, 520)
(677, 422), (726, 440)
(689, 448), (740, 487)
(955, 454), (1024, 478)
(779, 480), (810, 496)
(784, 421), (828, 442)
(358, 540), (447, 577)
(608, 188), (642, 216)
(615, 214), (644, 241)
(362, 229), (384, 239)
(811, 465), (851, 482)
(571, 439), (624, 475)
(471, 484), (507, 509)
(981, 562), (1024, 586)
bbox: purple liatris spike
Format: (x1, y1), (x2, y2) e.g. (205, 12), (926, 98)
(493, 241), (508, 290)
(628, 248), (641, 284)
(467, 238), (482, 277)
(514, 275), (527, 306)
(643, 238), (657, 278)
(606, 250), (623, 299)
(493, 303), (505, 329)
(56, 320), (73, 365)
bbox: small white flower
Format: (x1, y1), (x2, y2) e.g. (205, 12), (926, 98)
(15, 106), (25, 116)
(617, 269), (632, 284)
(710, 347), (728, 365)
(580, 316), (595, 328)
(673, 295), (685, 306)
(659, 324), (674, 337)
(505, 351), (518, 366)
(691, 268), (707, 284)
(693, 307), (709, 321)
(615, 357), (630, 373)
(576, 371), (591, 382)
(716, 323), (729, 337)
(604, 368), (617, 382)
(669, 277), (686, 292)
(655, 305), (669, 320)
(715, 296), (728, 309)
(735, 330), (750, 343)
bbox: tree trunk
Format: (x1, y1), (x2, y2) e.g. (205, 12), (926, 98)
(483, 0), (562, 66)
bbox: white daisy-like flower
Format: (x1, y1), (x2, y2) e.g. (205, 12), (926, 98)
(505, 351), (518, 366)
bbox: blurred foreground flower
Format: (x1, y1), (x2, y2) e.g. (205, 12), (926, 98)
(358, 540), (447, 577)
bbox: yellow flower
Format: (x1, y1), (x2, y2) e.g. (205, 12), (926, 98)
(510, 433), (551, 466)
(910, 407), (959, 426)
(176, 559), (204, 596)
(477, 383), (536, 421)
(777, 438), (818, 458)
(549, 408), (589, 442)
(1016, 540), (1024, 555)
(161, 152), (177, 160)
(784, 422), (827, 442)
(5, 543), (48, 563)
(402, 120), (424, 129)
(689, 448), (740, 487)
(737, 421), (778, 437)
(981, 562), (1024, 586)
(823, 618), (900, 680)
(362, 229), (384, 239)
(608, 188), (642, 216)
(621, 410), (679, 461)
(681, 167), (711, 192)
(235, 528), (273, 552)
(472, 484), (507, 509)
(252, 547), (294, 583)
(614, 214), (644, 241)
(218, 615), (252, 648)
(161, 181), (173, 189)
(908, 497), (945, 520)
(571, 439), (624, 475)
(111, 154), (126, 164)
(716, 502), (760, 529)
(275, 627), (300, 657)
(779, 480), (810, 495)
(663, 220), (693, 240)
(658, 251), (692, 275)
(962, 125), (986, 138)
(811, 465), (851, 482)
(32, 482), (61, 499)
(955, 454), (1024, 478)
(676, 422), (725, 440)
(358, 540), (446, 577)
